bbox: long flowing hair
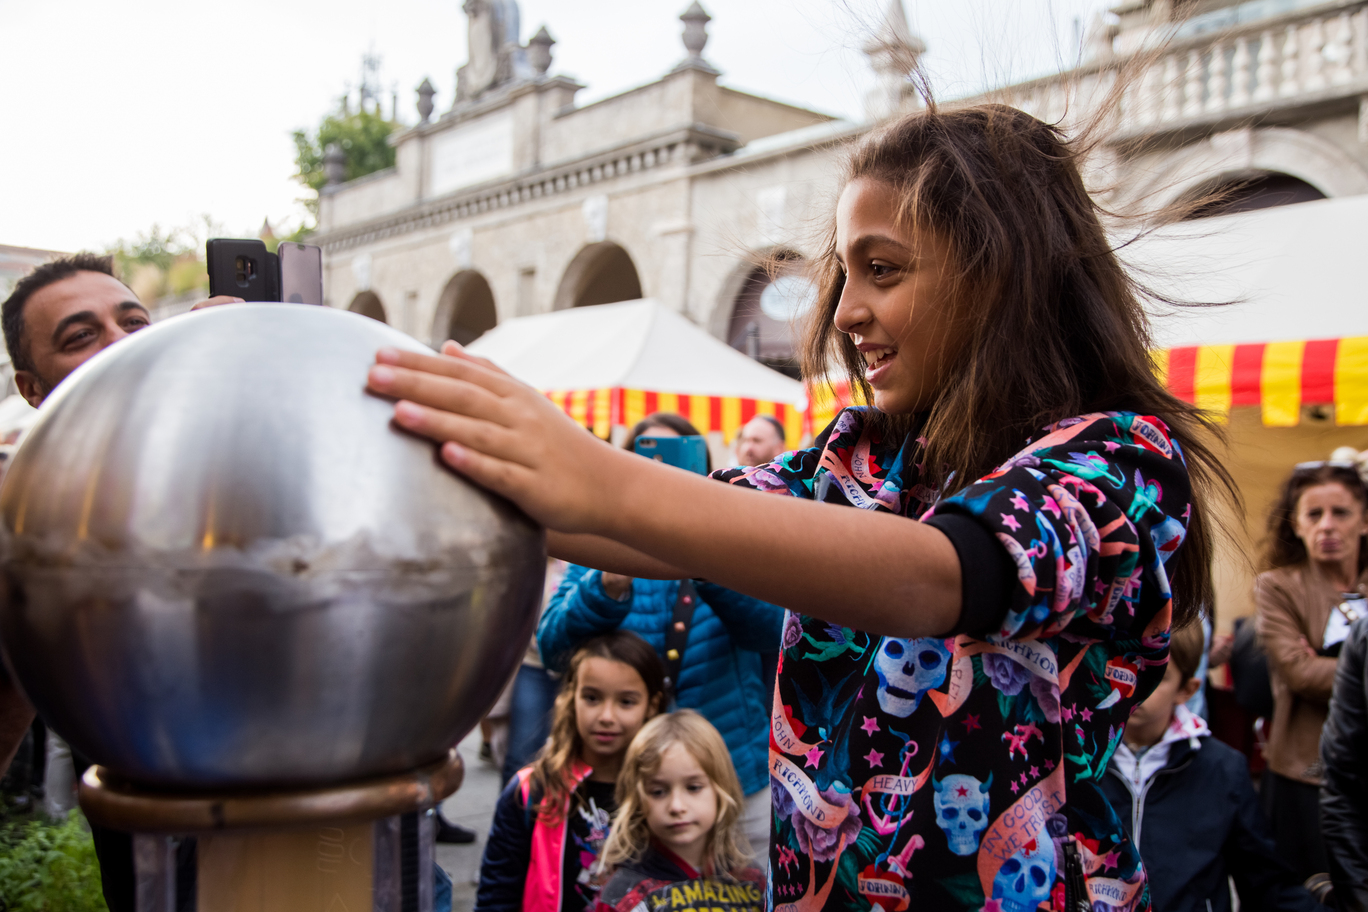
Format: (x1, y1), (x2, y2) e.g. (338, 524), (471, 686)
(800, 103), (1235, 629)
(1261, 463), (1368, 573)
(598, 710), (750, 874)
(528, 631), (666, 823)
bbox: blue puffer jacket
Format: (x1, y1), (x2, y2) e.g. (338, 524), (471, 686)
(538, 566), (783, 795)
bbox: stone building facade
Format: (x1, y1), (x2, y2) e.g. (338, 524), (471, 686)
(312, 0), (1368, 371)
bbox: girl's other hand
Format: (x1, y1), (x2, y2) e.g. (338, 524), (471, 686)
(600, 573), (634, 601)
(366, 341), (629, 533)
(1208, 632), (1234, 668)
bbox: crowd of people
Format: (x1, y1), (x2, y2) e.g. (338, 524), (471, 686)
(3, 100), (1368, 912)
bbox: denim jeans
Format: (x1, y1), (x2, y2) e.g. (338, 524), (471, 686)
(500, 664), (560, 785)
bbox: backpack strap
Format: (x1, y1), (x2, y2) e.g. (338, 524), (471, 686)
(662, 580), (699, 700)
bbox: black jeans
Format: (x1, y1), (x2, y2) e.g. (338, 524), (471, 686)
(1262, 769), (1330, 882)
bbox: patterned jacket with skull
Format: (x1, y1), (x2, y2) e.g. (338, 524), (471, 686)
(714, 408), (1189, 912)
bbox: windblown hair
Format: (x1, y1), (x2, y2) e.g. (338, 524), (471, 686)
(1262, 462), (1368, 573)
(529, 631), (666, 823)
(800, 103), (1235, 629)
(1, 253), (118, 375)
(599, 710), (750, 875)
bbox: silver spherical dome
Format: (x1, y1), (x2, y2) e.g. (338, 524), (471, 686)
(0, 304), (545, 789)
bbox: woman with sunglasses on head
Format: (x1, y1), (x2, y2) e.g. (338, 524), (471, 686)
(367, 104), (1232, 909)
(1256, 456), (1368, 884)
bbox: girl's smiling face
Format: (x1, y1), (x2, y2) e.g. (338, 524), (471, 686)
(574, 657), (654, 777)
(833, 177), (961, 416)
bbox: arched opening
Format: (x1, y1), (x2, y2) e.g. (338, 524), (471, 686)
(349, 291), (387, 323)
(1180, 172), (1326, 220)
(554, 242), (643, 310)
(725, 252), (814, 380)
(432, 270), (497, 346)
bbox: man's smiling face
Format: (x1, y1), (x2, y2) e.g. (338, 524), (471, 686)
(16, 271), (151, 406)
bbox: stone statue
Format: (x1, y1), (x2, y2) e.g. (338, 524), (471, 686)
(457, 0), (530, 103)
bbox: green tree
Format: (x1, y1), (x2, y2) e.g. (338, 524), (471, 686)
(109, 224), (187, 276)
(292, 108), (397, 201)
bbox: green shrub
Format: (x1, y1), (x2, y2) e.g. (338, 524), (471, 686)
(0, 811), (107, 911)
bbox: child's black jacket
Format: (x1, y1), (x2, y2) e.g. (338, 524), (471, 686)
(1100, 734), (1318, 912)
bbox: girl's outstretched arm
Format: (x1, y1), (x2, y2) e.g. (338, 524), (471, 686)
(546, 532), (689, 579)
(367, 345), (962, 638)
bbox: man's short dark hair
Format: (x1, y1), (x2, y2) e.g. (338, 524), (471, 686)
(754, 413), (787, 441)
(2, 253), (117, 375)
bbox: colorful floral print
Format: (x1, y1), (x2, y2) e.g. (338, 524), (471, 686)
(714, 408), (1190, 912)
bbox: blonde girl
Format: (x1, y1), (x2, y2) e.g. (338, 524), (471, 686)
(475, 631), (666, 912)
(593, 710), (763, 912)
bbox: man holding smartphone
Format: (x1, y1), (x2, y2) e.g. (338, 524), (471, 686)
(0, 252), (237, 912)
(3, 253), (240, 408)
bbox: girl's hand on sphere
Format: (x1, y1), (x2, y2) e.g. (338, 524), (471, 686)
(366, 342), (630, 533)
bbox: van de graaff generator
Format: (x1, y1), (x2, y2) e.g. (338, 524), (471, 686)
(0, 304), (545, 912)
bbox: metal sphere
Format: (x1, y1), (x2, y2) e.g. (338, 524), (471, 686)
(0, 305), (545, 790)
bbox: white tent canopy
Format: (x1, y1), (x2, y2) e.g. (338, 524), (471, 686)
(467, 299), (804, 405)
(1128, 193), (1368, 349)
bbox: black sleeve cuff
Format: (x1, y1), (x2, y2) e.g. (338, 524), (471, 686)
(923, 513), (1017, 638)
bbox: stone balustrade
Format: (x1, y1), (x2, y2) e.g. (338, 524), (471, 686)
(998, 0), (1368, 139)
(316, 125), (736, 254)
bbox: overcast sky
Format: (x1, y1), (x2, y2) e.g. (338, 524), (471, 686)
(0, 0), (1111, 253)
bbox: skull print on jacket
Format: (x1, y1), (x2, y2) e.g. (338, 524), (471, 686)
(875, 637), (952, 717)
(716, 409), (1189, 911)
(933, 773), (992, 856)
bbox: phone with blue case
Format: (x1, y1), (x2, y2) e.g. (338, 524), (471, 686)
(634, 435), (709, 475)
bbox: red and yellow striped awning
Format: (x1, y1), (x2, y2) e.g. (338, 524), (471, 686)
(803, 337), (1368, 431)
(556, 338), (1368, 445)
(1156, 336), (1368, 426)
(543, 388), (806, 446)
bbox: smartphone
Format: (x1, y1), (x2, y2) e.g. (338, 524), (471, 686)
(633, 436), (709, 475)
(206, 239), (279, 302)
(279, 242), (323, 305)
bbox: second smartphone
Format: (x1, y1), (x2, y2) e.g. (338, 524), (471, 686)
(279, 242), (323, 306)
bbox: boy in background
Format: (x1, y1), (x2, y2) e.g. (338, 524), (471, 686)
(1101, 622), (1320, 912)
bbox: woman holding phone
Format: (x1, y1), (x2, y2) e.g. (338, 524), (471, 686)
(367, 104), (1228, 909)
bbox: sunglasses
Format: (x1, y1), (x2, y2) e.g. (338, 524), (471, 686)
(1293, 460), (1359, 473)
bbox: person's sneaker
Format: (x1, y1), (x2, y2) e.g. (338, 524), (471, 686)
(478, 741), (494, 765)
(435, 818), (477, 844)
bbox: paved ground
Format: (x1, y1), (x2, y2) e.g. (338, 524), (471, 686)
(436, 728), (505, 912)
